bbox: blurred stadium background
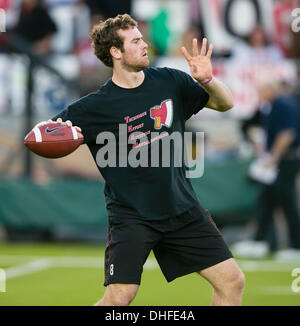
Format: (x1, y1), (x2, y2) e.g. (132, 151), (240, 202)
(0, 0), (300, 305)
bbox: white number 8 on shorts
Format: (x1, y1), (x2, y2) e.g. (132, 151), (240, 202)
(110, 264), (114, 276)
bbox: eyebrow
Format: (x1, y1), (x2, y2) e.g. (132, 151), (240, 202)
(131, 36), (143, 42)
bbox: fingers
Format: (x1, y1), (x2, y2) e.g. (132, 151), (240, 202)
(65, 120), (72, 127)
(188, 38), (213, 58)
(56, 118), (72, 127)
(207, 43), (213, 58)
(55, 117), (81, 132)
(181, 46), (192, 62)
(192, 38), (198, 57)
(200, 38), (207, 56)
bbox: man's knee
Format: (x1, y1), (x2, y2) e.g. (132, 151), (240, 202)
(101, 284), (139, 306)
(229, 268), (245, 291)
(200, 258), (245, 295)
(219, 266), (245, 295)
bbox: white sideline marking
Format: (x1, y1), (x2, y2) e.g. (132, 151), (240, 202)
(0, 255), (104, 267)
(0, 255), (157, 269)
(238, 260), (299, 272)
(144, 258), (159, 270)
(5, 259), (53, 280)
(1, 255), (298, 299)
(0, 255), (44, 263)
(256, 286), (299, 295)
(0, 255), (159, 280)
(0, 255), (298, 281)
(51, 257), (103, 268)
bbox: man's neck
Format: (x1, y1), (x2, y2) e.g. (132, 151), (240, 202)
(112, 69), (145, 89)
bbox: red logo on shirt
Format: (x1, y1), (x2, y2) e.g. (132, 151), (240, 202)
(150, 99), (173, 130)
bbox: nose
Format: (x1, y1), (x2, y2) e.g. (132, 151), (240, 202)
(142, 39), (148, 49)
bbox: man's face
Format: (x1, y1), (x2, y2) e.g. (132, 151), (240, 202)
(117, 27), (149, 71)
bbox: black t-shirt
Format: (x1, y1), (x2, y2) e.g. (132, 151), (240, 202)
(52, 67), (209, 220)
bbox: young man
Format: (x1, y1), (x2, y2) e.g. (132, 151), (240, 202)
(39, 14), (244, 305)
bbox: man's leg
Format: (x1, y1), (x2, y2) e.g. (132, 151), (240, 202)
(254, 186), (278, 252)
(98, 215), (160, 306)
(278, 159), (300, 249)
(94, 283), (139, 306)
(198, 258), (245, 306)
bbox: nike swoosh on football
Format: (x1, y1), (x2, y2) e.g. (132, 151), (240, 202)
(45, 126), (66, 134)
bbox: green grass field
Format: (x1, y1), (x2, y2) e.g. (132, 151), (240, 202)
(0, 242), (299, 306)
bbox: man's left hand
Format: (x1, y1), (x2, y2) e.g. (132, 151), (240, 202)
(181, 38), (213, 84)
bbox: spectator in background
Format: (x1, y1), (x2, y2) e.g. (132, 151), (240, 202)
(231, 25), (284, 63)
(44, 0), (91, 54)
(233, 76), (300, 260)
(75, 12), (112, 96)
(13, 0), (57, 55)
(86, 0), (132, 18)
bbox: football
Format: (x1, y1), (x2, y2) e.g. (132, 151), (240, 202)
(24, 122), (84, 158)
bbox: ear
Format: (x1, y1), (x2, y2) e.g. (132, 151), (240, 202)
(110, 46), (122, 61)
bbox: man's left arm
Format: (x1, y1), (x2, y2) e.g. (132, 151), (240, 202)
(181, 38), (234, 112)
(199, 76), (234, 111)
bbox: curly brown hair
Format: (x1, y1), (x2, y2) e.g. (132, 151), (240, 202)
(90, 14), (138, 68)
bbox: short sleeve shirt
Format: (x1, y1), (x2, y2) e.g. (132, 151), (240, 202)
(52, 67), (209, 220)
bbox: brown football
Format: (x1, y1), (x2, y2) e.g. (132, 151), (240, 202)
(24, 122), (84, 158)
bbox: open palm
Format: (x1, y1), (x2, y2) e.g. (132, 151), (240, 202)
(181, 38), (213, 83)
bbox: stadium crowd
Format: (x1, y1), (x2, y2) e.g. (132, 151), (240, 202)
(1, 0), (299, 96)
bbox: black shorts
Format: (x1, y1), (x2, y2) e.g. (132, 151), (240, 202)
(104, 203), (233, 286)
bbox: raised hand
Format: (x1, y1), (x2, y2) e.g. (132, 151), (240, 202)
(181, 38), (213, 84)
